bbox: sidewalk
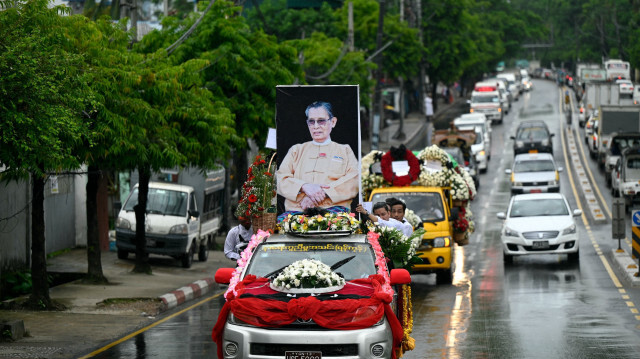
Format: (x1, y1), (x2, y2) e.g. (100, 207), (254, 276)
(0, 237), (232, 359)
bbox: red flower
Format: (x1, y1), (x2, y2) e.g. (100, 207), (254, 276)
(265, 172), (272, 176)
(248, 194), (258, 203)
(245, 210), (250, 217)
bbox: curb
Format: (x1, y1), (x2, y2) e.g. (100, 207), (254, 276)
(611, 249), (640, 287)
(159, 277), (217, 312)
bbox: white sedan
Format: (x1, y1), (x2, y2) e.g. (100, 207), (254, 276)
(497, 193), (582, 264)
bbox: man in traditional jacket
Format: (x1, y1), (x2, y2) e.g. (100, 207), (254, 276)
(276, 101), (359, 215)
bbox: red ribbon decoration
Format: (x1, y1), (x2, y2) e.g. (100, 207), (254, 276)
(212, 276), (404, 359)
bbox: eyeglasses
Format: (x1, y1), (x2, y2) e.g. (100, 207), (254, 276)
(306, 119), (330, 127)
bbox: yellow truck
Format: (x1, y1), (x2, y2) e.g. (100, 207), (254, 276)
(368, 185), (456, 284)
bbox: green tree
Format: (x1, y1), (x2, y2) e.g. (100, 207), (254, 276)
(135, 0), (301, 196)
(0, 0), (95, 309)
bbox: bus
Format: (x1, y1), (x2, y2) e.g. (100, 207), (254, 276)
(604, 59), (631, 81)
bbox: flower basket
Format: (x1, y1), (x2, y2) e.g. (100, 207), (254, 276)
(453, 232), (468, 246)
(252, 212), (277, 234)
(452, 199), (465, 208)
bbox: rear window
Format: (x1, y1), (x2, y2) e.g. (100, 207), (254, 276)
(516, 127), (549, 140)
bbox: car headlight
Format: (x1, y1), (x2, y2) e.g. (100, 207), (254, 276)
(477, 150), (486, 157)
(432, 237), (450, 248)
(504, 226), (519, 237)
(169, 223), (188, 234)
(515, 141), (524, 148)
(541, 139), (549, 146)
(562, 223), (577, 235)
(548, 180), (558, 186)
(115, 217), (131, 230)
(512, 181), (522, 186)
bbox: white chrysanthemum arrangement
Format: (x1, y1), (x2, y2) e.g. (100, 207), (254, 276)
(272, 259), (345, 290)
(450, 172), (470, 201)
(404, 208), (422, 228)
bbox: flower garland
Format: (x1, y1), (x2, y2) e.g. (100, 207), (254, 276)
(400, 284), (415, 353)
(225, 229), (270, 300)
(416, 145), (455, 187)
(272, 259), (346, 290)
(279, 212), (360, 233)
(366, 231), (394, 297)
(380, 149), (421, 187)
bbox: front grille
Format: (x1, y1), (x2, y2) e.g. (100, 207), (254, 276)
(522, 182), (551, 186)
(251, 343), (358, 356)
(522, 231), (558, 239)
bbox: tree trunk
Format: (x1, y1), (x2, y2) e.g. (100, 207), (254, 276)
(26, 171), (54, 309)
(85, 165), (108, 283)
(133, 166), (152, 274)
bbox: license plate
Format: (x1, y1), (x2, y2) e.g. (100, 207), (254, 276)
(286, 351), (321, 359)
(146, 238), (156, 247)
(528, 149), (538, 153)
(530, 189), (542, 193)
(532, 241), (549, 249)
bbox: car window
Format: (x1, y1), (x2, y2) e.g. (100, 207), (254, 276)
(509, 199), (569, 217)
(472, 95), (500, 103)
(123, 187), (188, 216)
(627, 158), (640, 169)
(514, 159), (556, 172)
(245, 241), (377, 281)
(516, 127), (549, 140)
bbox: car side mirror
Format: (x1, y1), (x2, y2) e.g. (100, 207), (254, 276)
(573, 209), (583, 217)
(497, 212), (506, 219)
(510, 136), (515, 140)
(189, 210), (200, 218)
(215, 268), (235, 284)
(390, 268), (411, 285)
(505, 169), (512, 174)
(550, 133), (555, 138)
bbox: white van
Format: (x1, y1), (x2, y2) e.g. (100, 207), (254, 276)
(115, 181), (210, 268)
(469, 82), (504, 124)
(454, 113), (492, 171)
(497, 72), (521, 100)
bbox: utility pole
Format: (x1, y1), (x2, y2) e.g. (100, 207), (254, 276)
(348, 2), (354, 52)
(371, 0), (385, 150)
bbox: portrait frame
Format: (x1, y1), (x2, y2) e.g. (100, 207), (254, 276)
(275, 85), (362, 216)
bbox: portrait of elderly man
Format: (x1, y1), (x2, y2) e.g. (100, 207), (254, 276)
(276, 100), (359, 219)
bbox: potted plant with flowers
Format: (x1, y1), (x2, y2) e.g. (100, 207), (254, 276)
(235, 153), (277, 233)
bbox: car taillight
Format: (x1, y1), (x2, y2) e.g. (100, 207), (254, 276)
(617, 172), (620, 179)
(580, 108), (584, 113)
(465, 161), (469, 166)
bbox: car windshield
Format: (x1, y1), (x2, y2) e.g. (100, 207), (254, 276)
(509, 199), (569, 217)
(371, 192), (445, 222)
(244, 241), (377, 281)
(123, 187), (188, 216)
(516, 127), (549, 141)
(472, 95), (499, 103)
(514, 159), (556, 172)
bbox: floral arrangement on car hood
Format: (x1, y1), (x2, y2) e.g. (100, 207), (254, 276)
(279, 212), (360, 233)
(271, 259), (346, 290)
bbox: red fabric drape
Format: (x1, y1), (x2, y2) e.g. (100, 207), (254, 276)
(212, 275), (404, 359)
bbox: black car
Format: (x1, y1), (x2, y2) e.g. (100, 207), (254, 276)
(511, 120), (554, 155)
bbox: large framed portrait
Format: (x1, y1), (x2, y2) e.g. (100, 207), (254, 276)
(275, 85), (361, 217)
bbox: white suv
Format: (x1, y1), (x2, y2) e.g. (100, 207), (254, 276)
(213, 231), (411, 359)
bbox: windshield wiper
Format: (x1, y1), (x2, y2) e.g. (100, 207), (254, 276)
(330, 256), (356, 271)
(264, 263), (292, 279)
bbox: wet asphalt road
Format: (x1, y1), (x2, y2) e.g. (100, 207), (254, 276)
(86, 79), (640, 358)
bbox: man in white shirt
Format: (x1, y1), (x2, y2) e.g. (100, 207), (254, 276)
(356, 202), (413, 237)
(385, 197), (414, 236)
(224, 216), (253, 261)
